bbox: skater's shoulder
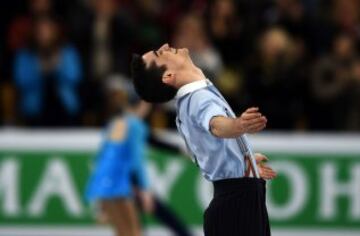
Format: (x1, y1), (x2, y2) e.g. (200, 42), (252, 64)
(108, 118), (128, 141)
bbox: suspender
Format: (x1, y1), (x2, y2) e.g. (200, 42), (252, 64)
(210, 87), (260, 179)
(176, 83), (260, 178)
(223, 108), (260, 178)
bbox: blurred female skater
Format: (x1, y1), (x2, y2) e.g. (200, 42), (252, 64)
(85, 77), (152, 236)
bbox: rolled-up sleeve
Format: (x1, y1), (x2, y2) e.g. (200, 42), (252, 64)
(190, 90), (227, 132)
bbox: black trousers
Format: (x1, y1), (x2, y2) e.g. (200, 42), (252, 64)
(204, 177), (270, 236)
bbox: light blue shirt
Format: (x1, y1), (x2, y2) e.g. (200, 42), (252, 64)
(175, 79), (258, 181)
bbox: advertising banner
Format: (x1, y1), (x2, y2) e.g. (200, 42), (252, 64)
(0, 130), (359, 236)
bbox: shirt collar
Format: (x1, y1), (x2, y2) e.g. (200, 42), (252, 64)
(175, 79), (213, 99)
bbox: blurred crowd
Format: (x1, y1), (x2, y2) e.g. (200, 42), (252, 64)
(0, 0), (360, 131)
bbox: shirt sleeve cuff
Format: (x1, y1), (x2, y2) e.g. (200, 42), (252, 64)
(201, 106), (227, 132)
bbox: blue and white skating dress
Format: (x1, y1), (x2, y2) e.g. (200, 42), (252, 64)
(85, 114), (149, 202)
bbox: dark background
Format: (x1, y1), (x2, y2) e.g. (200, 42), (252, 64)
(0, 0), (359, 131)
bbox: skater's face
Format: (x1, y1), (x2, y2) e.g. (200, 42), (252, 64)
(142, 43), (192, 79)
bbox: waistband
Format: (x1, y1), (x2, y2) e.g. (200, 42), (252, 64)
(213, 177), (265, 197)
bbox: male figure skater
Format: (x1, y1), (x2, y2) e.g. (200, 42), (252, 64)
(131, 43), (277, 236)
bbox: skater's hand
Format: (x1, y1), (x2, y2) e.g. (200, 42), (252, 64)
(235, 107), (267, 134)
(255, 153), (277, 180)
(210, 107), (267, 138)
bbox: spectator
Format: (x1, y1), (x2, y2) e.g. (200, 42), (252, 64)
(332, 0), (360, 42)
(310, 34), (358, 130)
(7, 0), (54, 51)
(173, 13), (223, 79)
(14, 15), (82, 126)
(0, 0), (359, 131)
(0, 82), (16, 126)
(263, 0), (321, 56)
(203, 0), (251, 113)
(205, 0), (245, 65)
(72, 0), (135, 125)
(5, 0), (55, 85)
(245, 27), (306, 130)
(347, 59), (360, 130)
(131, 0), (166, 51)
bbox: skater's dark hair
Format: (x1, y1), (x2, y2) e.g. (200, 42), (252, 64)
(131, 54), (177, 103)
